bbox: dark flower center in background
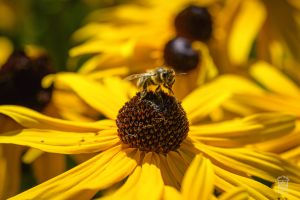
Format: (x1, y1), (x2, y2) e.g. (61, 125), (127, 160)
(116, 91), (189, 153)
(164, 37), (200, 72)
(174, 5), (212, 42)
(0, 50), (55, 111)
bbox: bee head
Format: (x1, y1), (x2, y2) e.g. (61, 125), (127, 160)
(160, 68), (175, 85)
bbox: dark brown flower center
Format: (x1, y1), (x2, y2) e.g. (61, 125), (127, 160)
(0, 50), (55, 111)
(174, 5), (212, 42)
(116, 91), (189, 153)
(163, 37), (200, 72)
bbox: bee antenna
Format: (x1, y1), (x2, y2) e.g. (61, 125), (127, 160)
(175, 72), (187, 76)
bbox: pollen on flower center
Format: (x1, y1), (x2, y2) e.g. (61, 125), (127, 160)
(116, 91), (189, 153)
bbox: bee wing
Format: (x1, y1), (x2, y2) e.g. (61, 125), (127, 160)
(125, 72), (155, 81)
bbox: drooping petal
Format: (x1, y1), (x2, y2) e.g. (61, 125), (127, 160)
(133, 152), (164, 200)
(0, 128), (119, 154)
(0, 105), (115, 132)
(181, 155), (215, 200)
(159, 154), (181, 189)
(0, 145), (22, 200)
(32, 152), (66, 183)
(166, 151), (188, 186)
(218, 187), (248, 200)
(189, 113), (296, 147)
(9, 146), (139, 200)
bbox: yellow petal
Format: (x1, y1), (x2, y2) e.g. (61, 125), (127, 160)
(0, 145), (22, 199)
(228, 0), (266, 65)
(32, 152), (66, 183)
(218, 187), (248, 200)
(10, 146), (139, 200)
(134, 152), (164, 200)
(159, 154), (180, 189)
(100, 166), (142, 200)
(0, 128), (119, 154)
(166, 151), (188, 185)
(0, 37), (13, 66)
(182, 82), (231, 124)
(215, 165), (280, 199)
(232, 93), (300, 116)
(163, 186), (182, 200)
(0, 105), (115, 131)
(181, 155), (214, 200)
(273, 182), (300, 200)
(48, 73), (133, 119)
(261, 0), (300, 63)
(182, 75), (263, 124)
(22, 148), (43, 164)
(198, 144), (300, 183)
(250, 61), (300, 96)
(190, 113), (296, 147)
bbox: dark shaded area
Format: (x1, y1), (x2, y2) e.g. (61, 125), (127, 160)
(0, 50), (54, 111)
(174, 5), (212, 42)
(20, 162), (37, 191)
(0, 0), (94, 71)
(164, 37), (200, 72)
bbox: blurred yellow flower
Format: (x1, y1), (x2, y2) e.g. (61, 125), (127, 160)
(220, 62), (300, 167)
(70, 0), (221, 99)
(0, 74), (298, 199)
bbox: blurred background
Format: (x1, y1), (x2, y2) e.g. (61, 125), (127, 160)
(0, 0), (124, 71)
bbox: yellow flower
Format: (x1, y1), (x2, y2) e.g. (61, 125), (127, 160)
(70, 0), (300, 81)
(0, 47), (118, 199)
(221, 62), (300, 166)
(0, 73), (299, 199)
(70, 0), (220, 99)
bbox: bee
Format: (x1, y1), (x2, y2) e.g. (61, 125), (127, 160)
(125, 67), (176, 97)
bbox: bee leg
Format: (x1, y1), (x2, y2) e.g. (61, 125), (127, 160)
(163, 83), (174, 95)
(155, 85), (161, 93)
(140, 79), (151, 99)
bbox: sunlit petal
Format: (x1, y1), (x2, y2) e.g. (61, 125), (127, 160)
(181, 155), (214, 200)
(0, 105), (115, 132)
(190, 113), (296, 147)
(10, 146), (139, 200)
(0, 128), (119, 154)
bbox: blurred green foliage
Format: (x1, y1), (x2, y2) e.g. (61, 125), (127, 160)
(0, 0), (123, 71)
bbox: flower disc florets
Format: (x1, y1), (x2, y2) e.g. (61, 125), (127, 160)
(116, 91), (189, 153)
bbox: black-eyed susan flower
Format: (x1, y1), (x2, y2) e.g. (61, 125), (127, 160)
(0, 72), (299, 199)
(220, 62), (300, 167)
(0, 46), (118, 199)
(70, 0), (220, 99)
(70, 0), (300, 85)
